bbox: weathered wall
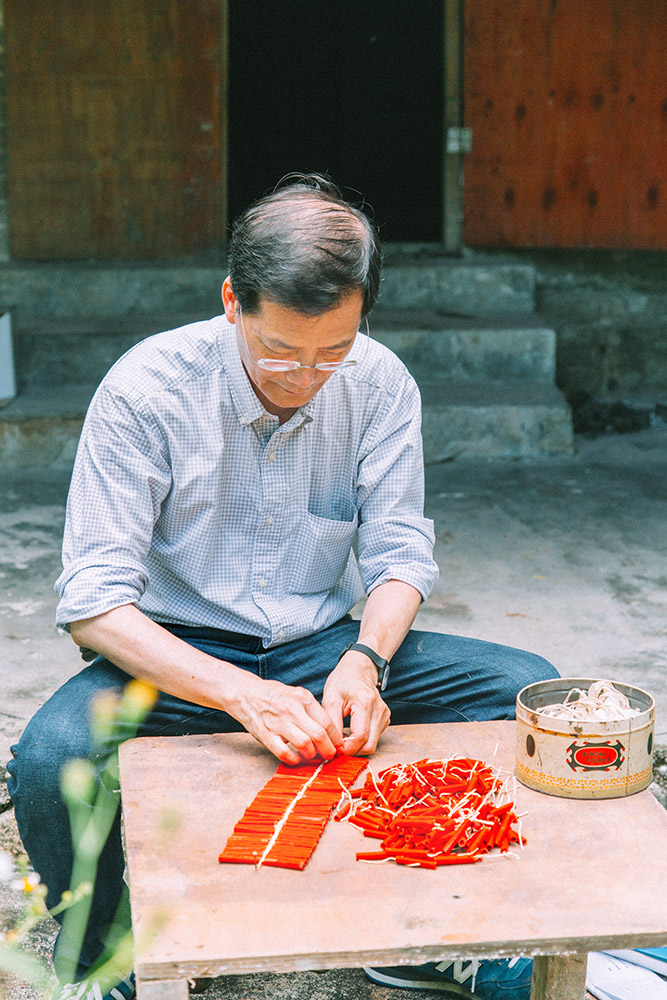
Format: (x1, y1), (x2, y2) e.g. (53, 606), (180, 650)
(475, 248), (667, 431)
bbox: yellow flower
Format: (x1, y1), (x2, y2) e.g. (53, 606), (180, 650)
(116, 680), (159, 730)
(122, 679), (158, 714)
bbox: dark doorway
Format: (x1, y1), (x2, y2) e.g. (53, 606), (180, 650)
(228, 1), (443, 242)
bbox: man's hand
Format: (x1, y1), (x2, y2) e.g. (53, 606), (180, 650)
(231, 675), (346, 766)
(322, 650), (391, 756)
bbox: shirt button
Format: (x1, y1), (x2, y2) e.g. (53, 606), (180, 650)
(257, 578), (267, 588)
(266, 516), (274, 526)
(277, 629), (286, 639)
(268, 451), (277, 461)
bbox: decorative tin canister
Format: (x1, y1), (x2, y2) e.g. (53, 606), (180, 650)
(515, 678), (654, 799)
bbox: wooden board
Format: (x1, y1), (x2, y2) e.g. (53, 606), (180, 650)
(119, 722), (667, 982)
(464, 0), (667, 249)
(5, 0), (224, 259)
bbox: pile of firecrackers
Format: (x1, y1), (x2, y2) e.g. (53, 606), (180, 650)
(219, 754), (525, 872)
(336, 756), (525, 870)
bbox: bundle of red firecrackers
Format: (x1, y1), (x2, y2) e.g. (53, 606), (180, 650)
(218, 755), (368, 870)
(336, 756), (525, 870)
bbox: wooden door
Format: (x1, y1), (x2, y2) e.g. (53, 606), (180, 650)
(464, 0), (667, 249)
(5, 0), (225, 259)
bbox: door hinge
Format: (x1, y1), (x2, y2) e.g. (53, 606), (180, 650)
(446, 127), (472, 154)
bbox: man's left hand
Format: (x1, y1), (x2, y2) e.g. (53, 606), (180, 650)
(321, 651), (391, 756)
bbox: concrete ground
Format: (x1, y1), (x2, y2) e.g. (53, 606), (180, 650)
(1, 425), (667, 998)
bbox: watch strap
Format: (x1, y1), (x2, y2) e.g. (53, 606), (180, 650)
(339, 641), (390, 691)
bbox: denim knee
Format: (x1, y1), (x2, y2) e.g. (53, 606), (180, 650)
(7, 701), (93, 813)
(491, 648), (559, 717)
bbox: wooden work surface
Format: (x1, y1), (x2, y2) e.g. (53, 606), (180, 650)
(119, 722), (667, 983)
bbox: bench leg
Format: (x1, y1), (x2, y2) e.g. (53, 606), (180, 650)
(530, 953), (588, 1000)
(135, 977), (189, 1000)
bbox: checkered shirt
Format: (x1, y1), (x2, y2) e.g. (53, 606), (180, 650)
(55, 315), (438, 647)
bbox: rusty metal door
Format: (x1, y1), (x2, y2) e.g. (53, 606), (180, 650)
(5, 0), (225, 259)
(464, 0), (667, 249)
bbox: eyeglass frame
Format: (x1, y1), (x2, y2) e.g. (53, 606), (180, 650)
(236, 306), (369, 372)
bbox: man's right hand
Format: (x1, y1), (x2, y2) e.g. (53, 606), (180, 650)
(230, 675), (345, 765)
(70, 606), (345, 766)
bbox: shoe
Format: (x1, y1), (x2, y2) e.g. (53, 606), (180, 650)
(53, 973), (135, 1000)
(363, 958), (532, 999)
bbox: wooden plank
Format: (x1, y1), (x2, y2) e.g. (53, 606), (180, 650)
(531, 954), (587, 1000)
(5, 0), (223, 258)
(120, 722), (667, 983)
(464, 0), (667, 249)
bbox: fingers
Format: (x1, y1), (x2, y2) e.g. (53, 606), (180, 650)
(259, 733), (305, 767)
(341, 696), (391, 756)
(322, 677), (391, 757)
(249, 682), (344, 763)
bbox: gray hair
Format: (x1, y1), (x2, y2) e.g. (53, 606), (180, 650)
(227, 173), (382, 318)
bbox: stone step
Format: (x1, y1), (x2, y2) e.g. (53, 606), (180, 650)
(13, 314), (205, 390)
(0, 378), (573, 469)
(377, 254), (536, 314)
(418, 378), (573, 462)
(0, 256), (536, 320)
(371, 310), (556, 382)
(0, 263), (224, 319)
(0, 385), (92, 469)
(13, 308), (555, 391)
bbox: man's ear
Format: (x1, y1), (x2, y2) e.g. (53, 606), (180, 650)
(221, 276), (238, 323)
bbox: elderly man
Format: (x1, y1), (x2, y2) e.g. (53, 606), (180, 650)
(7, 174), (556, 1000)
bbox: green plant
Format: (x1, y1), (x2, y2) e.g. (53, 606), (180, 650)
(0, 679), (159, 998)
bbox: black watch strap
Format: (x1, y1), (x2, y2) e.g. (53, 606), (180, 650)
(339, 641), (390, 692)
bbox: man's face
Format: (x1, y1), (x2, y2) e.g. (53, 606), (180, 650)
(222, 278), (363, 416)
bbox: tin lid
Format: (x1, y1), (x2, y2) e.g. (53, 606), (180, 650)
(516, 677), (655, 736)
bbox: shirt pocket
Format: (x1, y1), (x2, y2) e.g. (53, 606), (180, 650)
(289, 510), (358, 595)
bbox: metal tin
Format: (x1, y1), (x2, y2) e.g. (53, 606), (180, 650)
(515, 678), (654, 799)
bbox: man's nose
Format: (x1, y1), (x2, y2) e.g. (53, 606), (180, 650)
(285, 365), (320, 387)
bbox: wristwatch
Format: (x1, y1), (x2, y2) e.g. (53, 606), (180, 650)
(338, 641), (390, 692)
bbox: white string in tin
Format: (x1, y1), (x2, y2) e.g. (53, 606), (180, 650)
(536, 679), (640, 722)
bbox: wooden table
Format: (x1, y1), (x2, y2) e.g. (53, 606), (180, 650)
(119, 722), (667, 1000)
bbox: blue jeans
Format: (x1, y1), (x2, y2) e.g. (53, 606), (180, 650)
(6, 617), (557, 981)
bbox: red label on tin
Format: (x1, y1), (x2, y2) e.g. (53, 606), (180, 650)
(566, 740), (625, 772)
(573, 746), (618, 767)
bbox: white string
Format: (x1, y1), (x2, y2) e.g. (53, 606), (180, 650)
(537, 680), (640, 722)
(255, 761), (325, 869)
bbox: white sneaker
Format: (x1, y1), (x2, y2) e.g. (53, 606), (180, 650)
(53, 973), (135, 1000)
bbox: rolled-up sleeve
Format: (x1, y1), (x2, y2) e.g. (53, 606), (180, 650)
(356, 374), (439, 600)
(55, 386), (172, 630)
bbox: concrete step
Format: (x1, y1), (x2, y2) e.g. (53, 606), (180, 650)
(371, 310), (556, 382)
(418, 378), (573, 462)
(0, 256), (536, 321)
(0, 379), (573, 469)
(377, 254), (536, 314)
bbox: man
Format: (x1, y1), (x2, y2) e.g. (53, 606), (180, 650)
(7, 174), (556, 1000)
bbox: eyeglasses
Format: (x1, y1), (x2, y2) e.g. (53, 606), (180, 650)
(237, 308), (368, 372)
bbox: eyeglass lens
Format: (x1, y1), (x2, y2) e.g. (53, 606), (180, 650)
(239, 309), (368, 372)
